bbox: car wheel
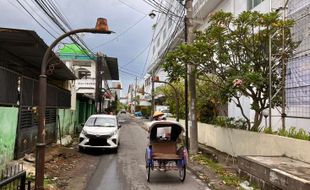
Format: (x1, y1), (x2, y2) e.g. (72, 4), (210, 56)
(113, 146), (118, 153)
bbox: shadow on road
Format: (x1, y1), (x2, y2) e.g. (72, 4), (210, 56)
(79, 148), (117, 156)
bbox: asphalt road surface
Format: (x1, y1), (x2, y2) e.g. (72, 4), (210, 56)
(85, 114), (209, 190)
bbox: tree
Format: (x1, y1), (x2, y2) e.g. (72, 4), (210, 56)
(155, 81), (185, 118)
(164, 11), (297, 131)
(155, 79), (223, 123)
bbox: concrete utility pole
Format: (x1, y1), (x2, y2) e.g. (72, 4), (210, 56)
(151, 73), (155, 117)
(268, 0), (272, 130)
(134, 76), (138, 112)
(185, 0), (198, 154)
(95, 53), (103, 114)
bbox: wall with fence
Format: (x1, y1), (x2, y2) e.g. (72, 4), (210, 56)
(172, 118), (310, 163)
(0, 107), (18, 170)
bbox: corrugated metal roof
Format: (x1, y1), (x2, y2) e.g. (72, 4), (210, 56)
(0, 27), (76, 80)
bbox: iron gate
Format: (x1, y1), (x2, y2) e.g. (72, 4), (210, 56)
(0, 163), (31, 190)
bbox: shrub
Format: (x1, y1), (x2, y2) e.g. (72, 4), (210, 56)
(273, 127), (309, 141)
(212, 116), (247, 130)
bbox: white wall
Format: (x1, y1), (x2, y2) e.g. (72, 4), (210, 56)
(171, 118), (310, 163)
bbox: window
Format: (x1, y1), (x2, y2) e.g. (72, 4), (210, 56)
(247, 0), (264, 10)
(76, 68), (91, 79)
(156, 126), (172, 141)
(85, 117), (117, 127)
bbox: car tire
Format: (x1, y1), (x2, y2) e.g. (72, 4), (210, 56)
(113, 146), (118, 153)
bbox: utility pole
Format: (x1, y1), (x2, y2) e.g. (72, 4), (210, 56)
(184, 18), (189, 151)
(185, 0), (198, 154)
(151, 72), (155, 118)
(281, 0), (288, 130)
(130, 84), (134, 113)
(95, 53), (103, 114)
(268, 0), (272, 130)
(134, 76), (137, 113)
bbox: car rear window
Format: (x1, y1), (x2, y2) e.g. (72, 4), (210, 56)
(85, 117), (116, 127)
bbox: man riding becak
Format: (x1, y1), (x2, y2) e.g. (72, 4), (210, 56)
(152, 111), (166, 121)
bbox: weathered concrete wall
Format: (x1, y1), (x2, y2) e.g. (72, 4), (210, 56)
(57, 109), (76, 137)
(0, 107), (19, 170)
(171, 118), (310, 163)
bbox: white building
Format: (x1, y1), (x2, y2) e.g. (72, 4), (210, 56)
(144, 0), (310, 132)
(59, 44), (117, 111)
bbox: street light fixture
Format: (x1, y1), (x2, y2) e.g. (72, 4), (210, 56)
(35, 18), (113, 190)
(148, 10), (156, 19)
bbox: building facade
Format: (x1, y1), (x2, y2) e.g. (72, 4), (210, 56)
(0, 28), (74, 169)
(144, 0), (310, 132)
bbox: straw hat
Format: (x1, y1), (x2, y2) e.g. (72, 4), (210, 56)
(153, 111), (164, 118)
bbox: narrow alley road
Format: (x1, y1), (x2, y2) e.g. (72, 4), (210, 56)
(85, 114), (208, 190)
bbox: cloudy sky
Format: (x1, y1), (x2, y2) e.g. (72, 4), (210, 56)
(0, 0), (154, 95)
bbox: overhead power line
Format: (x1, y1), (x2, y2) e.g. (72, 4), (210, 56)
(15, 0), (58, 39)
(91, 15), (147, 50)
(123, 41), (152, 67)
(140, 0), (185, 76)
(32, 0), (95, 59)
(118, 0), (146, 15)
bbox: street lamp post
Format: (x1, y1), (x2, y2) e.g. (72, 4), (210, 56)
(36, 18), (112, 190)
(153, 79), (180, 122)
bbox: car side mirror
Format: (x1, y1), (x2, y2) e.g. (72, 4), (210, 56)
(81, 123), (85, 127)
(118, 124), (122, 129)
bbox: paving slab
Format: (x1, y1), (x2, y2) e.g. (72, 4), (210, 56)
(238, 155), (310, 190)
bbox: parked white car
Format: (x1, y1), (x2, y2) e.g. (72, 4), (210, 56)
(161, 109), (173, 119)
(79, 114), (121, 152)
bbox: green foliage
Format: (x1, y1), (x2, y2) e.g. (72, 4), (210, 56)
(212, 116), (247, 130)
(140, 107), (151, 117)
(263, 127), (276, 134)
(155, 80), (223, 122)
(264, 127), (310, 141)
(192, 154), (241, 187)
(116, 101), (126, 113)
(163, 10), (297, 130)
(277, 127), (309, 140)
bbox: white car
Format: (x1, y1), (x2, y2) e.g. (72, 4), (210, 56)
(79, 114), (121, 152)
(160, 109), (173, 119)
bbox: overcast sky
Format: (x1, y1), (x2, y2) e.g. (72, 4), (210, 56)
(0, 0), (154, 95)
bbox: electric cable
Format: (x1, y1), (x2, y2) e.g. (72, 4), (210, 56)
(123, 41), (152, 67)
(15, 0), (58, 39)
(32, 0), (95, 59)
(118, 0), (146, 15)
(91, 15), (148, 49)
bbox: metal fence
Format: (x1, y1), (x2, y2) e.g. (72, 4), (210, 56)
(0, 68), (18, 106)
(286, 1), (310, 118)
(0, 164), (31, 190)
(20, 76), (71, 108)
